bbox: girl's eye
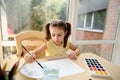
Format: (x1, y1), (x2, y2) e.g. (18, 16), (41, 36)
(58, 35), (62, 36)
(52, 35), (55, 37)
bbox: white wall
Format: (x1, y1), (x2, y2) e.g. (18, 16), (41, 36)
(112, 9), (120, 66)
(112, 38), (120, 65)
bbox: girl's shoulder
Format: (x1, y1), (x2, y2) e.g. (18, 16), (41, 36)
(67, 40), (71, 45)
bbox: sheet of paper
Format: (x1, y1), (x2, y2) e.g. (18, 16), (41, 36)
(42, 58), (84, 77)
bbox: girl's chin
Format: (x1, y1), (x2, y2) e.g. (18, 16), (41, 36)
(55, 42), (60, 45)
(53, 41), (62, 45)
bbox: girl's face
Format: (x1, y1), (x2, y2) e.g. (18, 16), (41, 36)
(49, 26), (66, 46)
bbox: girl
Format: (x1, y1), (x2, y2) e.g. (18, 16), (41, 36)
(25, 20), (80, 62)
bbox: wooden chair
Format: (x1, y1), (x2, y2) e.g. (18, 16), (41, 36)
(14, 30), (46, 58)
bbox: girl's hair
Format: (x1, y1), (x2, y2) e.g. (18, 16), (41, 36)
(45, 20), (71, 48)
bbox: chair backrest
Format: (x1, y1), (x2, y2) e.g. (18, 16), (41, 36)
(14, 30), (46, 58)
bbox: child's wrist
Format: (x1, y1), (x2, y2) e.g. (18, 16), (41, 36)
(76, 52), (80, 55)
(32, 50), (37, 55)
(74, 51), (80, 58)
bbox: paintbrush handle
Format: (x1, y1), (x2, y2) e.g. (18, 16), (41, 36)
(35, 60), (43, 68)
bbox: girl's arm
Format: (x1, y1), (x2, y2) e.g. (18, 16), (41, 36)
(33, 43), (47, 55)
(68, 43), (80, 59)
(24, 43), (47, 63)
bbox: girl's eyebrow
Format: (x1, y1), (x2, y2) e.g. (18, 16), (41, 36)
(51, 32), (63, 34)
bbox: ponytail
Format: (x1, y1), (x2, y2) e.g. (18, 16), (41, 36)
(45, 23), (51, 40)
(63, 22), (71, 48)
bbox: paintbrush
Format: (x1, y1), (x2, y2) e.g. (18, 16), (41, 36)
(22, 45), (43, 69)
(0, 66), (7, 80)
(8, 51), (24, 80)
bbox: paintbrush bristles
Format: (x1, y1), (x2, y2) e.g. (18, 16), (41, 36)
(2, 62), (7, 71)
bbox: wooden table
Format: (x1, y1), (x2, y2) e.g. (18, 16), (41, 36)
(14, 53), (120, 80)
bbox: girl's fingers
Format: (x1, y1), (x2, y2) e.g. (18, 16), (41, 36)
(68, 53), (77, 59)
(24, 53), (36, 63)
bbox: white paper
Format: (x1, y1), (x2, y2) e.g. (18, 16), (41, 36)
(42, 58), (84, 77)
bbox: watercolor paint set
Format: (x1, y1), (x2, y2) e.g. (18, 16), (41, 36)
(85, 58), (111, 78)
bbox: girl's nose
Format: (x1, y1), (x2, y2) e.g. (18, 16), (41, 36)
(55, 36), (59, 41)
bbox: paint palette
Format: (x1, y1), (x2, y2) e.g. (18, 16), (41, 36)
(85, 58), (111, 78)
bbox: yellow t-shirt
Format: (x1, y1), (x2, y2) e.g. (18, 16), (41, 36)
(45, 40), (70, 56)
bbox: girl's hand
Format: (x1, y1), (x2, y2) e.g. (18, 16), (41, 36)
(24, 51), (36, 63)
(67, 52), (77, 59)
